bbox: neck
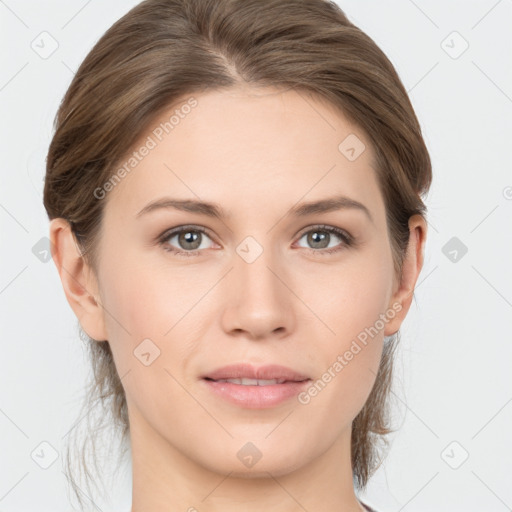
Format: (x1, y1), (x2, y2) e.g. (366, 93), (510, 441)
(130, 411), (366, 512)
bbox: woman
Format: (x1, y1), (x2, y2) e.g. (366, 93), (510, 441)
(44, 0), (431, 510)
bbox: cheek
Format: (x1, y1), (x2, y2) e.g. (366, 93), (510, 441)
(315, 248), (393, 346)
(99, 253), (201, 337)
(95, 257), (199, 417)
(302, 250), (392, 417)
(96, 250), (218, 384)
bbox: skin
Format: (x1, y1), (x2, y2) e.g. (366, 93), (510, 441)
(50, 86), (426, 512)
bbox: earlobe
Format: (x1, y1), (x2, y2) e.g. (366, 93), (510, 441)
(49, 218), (108, 341)
(384, 214), (428, 336)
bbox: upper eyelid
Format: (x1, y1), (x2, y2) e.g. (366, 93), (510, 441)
(296, 224), (350, 238)
(160, 224), (215, 242)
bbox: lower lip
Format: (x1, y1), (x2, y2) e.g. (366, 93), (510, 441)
(202, 379), (311, 409)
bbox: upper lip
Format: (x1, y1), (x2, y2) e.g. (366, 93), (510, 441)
(202, 363), (310, 382)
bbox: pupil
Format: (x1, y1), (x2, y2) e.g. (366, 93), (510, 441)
(309, 231), (329, 249)
(179, 231), (201, 250)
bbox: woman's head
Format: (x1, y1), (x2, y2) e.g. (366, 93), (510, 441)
(44, 0), (431, 506)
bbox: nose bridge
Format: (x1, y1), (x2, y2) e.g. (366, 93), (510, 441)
(222, 234), (295, 338)
(236, 236), (279, 297)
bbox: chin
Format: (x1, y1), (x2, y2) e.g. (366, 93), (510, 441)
(199, 446), (308, 479)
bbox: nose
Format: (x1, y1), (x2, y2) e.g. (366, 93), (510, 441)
(220, 240), (296, 341)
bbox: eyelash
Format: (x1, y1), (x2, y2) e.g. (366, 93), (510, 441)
(157, 224), (354, 258)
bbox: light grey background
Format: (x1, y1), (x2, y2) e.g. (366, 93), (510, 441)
(1, 1), (511, 511)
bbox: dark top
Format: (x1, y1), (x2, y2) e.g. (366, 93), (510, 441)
(361, 502), (377, 512)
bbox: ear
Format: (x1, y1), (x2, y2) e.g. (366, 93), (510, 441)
(384, 214), (428, 336)
(49, 218), (108, 341)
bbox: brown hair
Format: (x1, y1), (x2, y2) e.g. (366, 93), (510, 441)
(44, 0), (432, 507)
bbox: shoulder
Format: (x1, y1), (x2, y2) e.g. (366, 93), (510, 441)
(361, 502), (378, 512)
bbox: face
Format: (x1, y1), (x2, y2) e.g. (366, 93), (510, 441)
(72, 87), (410, 478)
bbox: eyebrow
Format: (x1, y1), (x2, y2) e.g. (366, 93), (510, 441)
(136, 195), (373, 223)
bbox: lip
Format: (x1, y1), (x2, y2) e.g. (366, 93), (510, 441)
(202, 363), (310, 382)
(201, 364), (311, 409)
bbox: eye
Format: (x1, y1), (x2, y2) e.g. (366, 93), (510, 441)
(295, 225), (353, 255)
(158, 225), (216, 257)
(158, 224), (354, 258)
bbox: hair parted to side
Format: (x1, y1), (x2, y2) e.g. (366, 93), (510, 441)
(44, 0), (432, 507)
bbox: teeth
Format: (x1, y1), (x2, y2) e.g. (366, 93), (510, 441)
(216, 378), (285, 385)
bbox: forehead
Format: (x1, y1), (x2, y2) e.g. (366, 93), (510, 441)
(104, 86), (385, 224)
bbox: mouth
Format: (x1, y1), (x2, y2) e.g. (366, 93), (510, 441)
(203, 377), (306, 385)
(201, 363), (310, 382)
(201, 364), (311, 408)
